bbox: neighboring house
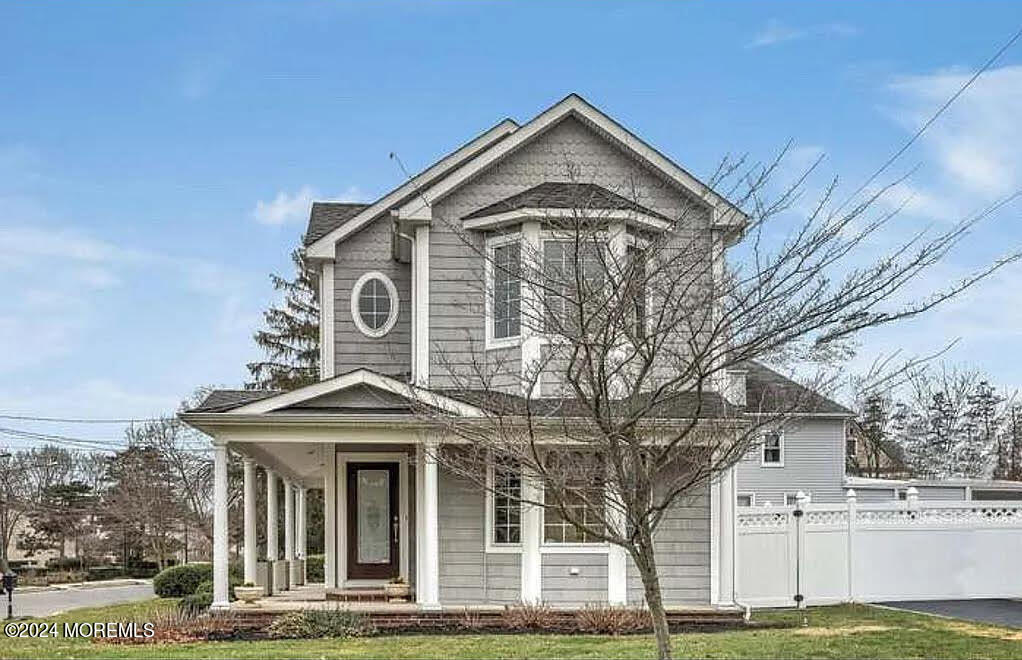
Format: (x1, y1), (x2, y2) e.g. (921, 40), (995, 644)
(181, 94), (848, 610)
(734, 363), (1022, 506)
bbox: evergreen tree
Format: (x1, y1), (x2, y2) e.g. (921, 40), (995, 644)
(995, 404), (1022, 480)
(247, 246), (320, 391)
(962, 380), (1003, 477)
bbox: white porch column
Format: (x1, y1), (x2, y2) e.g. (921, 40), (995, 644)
(417, 439), (440, 607)
(298, 488), (307, 558)
(717, 465), (736, 606)
(324, 450), (337, 588)
(606, 486), (628, 606)
(211, 441), (230, 610)
(284, 479), (295, 562)
(242, 458), (257, 585)
(266, 469), (279, 561)
(520, 468), (543, 604)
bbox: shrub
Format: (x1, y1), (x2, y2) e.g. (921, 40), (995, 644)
(177, 592), (212, 615)
(267, 609), (375, 639)
(305, 555), (324, 582)
(47, 557), (84, 571)
(501, 603), (554, 630)
(574, 605), (651, 635)
(153, 563), (213, 597)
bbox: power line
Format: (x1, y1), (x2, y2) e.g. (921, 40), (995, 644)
(837, 24), (1022, 213)
(0, 413), (174, 424)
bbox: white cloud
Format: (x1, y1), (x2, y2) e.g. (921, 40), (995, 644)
(887, 65), (1022, 197)
(252, 185), (318, 225)
(748, 20), (859, 48)
(252, 185), (365, 225)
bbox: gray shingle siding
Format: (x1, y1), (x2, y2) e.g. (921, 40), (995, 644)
(428, 116), (709, 392)
(438, 468), (521, 604)
(735, 418), (849, 505)
(626, 482), (711, 606)
(333, 217), (412, 378)
(542, 553), (608, 606)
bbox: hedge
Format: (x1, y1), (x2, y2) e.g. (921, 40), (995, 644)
(306, 555), (324, 582)
(152, 563), (213, 597)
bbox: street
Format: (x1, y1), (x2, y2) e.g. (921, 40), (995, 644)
(8, 583), (154, 619)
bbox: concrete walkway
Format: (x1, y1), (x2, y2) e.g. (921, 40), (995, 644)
(881, 599), (1022, 629)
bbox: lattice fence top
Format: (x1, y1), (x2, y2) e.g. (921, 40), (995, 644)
(737, 502), (1022, 530)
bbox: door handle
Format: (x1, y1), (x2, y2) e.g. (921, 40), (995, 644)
(392, 516), (399, 541)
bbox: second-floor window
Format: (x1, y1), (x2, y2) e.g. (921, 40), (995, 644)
(762, 431), (783, 466)
(351, 271), (400, 338)
(491, 240), (521, 341)
(542, 239), (604, 333)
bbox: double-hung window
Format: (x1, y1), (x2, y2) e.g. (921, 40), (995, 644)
(762, 431), (783, 466)
(490, 240), (521, 342)
(490, 460), (522, 545)
(542, 239), (604, 334)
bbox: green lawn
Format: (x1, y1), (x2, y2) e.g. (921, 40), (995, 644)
(1, 598), (1020, 659)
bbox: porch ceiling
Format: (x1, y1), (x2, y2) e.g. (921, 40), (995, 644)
(234, 441), (326, 488)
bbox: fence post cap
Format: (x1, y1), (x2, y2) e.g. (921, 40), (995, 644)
(905, 486), (919, 496)
(845, 488), (857, 500)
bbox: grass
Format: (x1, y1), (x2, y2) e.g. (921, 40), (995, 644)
(1, 599), (1020, 659)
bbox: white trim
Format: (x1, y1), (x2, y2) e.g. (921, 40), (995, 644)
(463, 207), (671, 233)
(336, 452), (410, 587)
(484, 460), (524, 554)
(323, 447), (337, 588)
(520, 468), (543, 603)
(760, 430), (784, 467)
(412, 225), (431, 386)
(229, 368), (483, 417)
(211, 442), (230, 610)
(540, 543), (610, 554)
(709, 462), (719, 604)
(396, 94), (745, 227)
(320, 261), (335, 379)
(519, 221), (542, 396)
(484, 232), (523, 351)
(306, 119), (518, 258)
(420, 439), (441, 607)
(350, 271), (400, 339)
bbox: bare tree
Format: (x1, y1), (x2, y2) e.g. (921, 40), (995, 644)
(0, 450), (31, 563)
(410, 151), (1019, 658)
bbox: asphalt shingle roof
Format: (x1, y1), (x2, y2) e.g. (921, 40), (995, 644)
(742, 361), (853, 416)
(304, 202), (371, 245)
(463, 182), (673, 222)
(190, 389), (278, 413)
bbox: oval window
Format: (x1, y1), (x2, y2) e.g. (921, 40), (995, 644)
(351, 272), (399, 338)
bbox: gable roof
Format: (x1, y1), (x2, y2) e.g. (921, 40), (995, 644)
(742, 361), (853, 416)
(191, 389), (279, 413)
(396, 94), (747, 228)
(304, 118), (519, 258)
(462, 182), (673, 222)
(304, 202), (371, 245)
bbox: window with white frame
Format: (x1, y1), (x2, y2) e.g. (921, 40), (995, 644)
(350, 272), (399, 338)
(489, 239), (521, 342)
(626, 244), (647, 338)
(784, 492), (808, 506)
(542, 453), (606, 544)
(490, 460), (522, 545)
(737, 493), (755, 507)
(761, 431), (783, 466)
(542, 239), (605, 334)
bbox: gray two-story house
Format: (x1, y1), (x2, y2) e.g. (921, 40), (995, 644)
(182, 94), (847, 611)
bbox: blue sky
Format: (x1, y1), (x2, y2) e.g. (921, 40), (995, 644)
(2, 1), (1022, 446)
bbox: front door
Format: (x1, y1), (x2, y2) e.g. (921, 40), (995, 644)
(346, 462), (400, 580)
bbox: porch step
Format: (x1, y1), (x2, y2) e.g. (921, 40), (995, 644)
(326, 588), (390, 602)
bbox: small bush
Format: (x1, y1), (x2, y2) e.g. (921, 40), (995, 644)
(177, 592), (213, 615)
(305, 555), (324, 582)
(267, 609), (375, 639)
(501, 603), (554, 630)
(574, 605), (651, 635)
(47, 557), (84, 571)
(153, 563), (213, 597)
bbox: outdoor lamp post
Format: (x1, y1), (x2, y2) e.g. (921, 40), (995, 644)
(2, 567), (16, 620)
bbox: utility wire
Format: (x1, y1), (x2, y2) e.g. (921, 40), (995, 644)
(836, 24), (1022, 214)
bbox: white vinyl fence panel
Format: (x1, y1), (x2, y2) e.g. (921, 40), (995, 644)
(737, 493), (1022, 607)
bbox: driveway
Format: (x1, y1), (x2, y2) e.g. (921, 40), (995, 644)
(10, 582), (154, 618)
(880, 599), (1022, 629)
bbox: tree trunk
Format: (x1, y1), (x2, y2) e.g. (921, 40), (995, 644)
(633, 527), (673, 660)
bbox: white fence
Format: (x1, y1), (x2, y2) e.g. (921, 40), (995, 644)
(736, 493), (1022, 607)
